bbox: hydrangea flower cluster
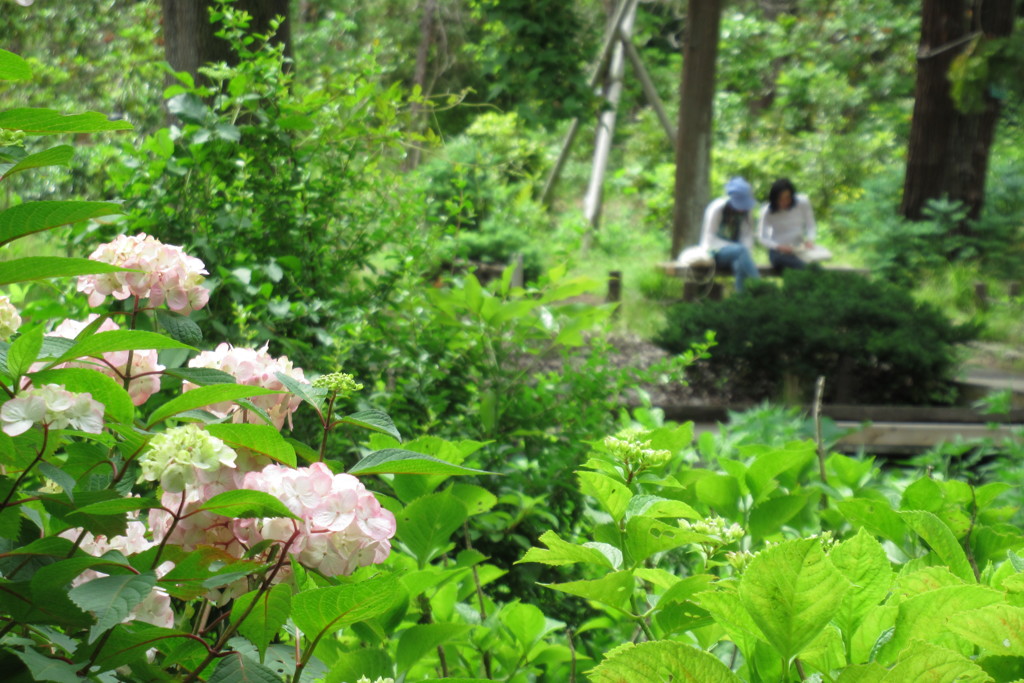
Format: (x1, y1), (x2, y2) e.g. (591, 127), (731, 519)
(142, 429), (394, 579)
(51, 316), (164, 406)
(312, 372), (364, 396)
(185, 342), (307, 429)
(60, 520), (175, 629)
(0, 384), (104, 436)
(603, 429), (672, 471)
(235, 462), (396, 577)
(138, 424), (238, 493)
(0, 295), (21, 341)
(77, 232), (210, 313)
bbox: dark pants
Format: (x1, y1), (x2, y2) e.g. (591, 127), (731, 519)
(769, 249), (806, 273)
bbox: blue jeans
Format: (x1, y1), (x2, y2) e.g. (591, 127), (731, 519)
(714, 243), (760, 292)
(769, 249), (807, 273)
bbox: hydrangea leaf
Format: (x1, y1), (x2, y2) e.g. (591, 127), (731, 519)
(336, 409), (401, 442)
(53, 330), (193, 366)
(518, 530), (616, 569)
(68, 571), (157, 643)
(14, 648), (83, 683)
(0, 257), (128, 286)
(290, 575), (401, 642)
(587, 640), (742, 683)
(207, 651), (284, 683)
(880, 639), (991, 683)
(900, 510), (975, 582)
(948, 604), (1024, 656)
(738, 538), (850, 662)
(0, 145), (74, 181)
(198, 490), (300, 521)
(348, 449), (488, 476)
(234, 584), (292, 661)
(0, 200), (123, 246)
(0, 49), (32, 81)
(146, 385), (280, 428)
(0, 108), (133, 134)
(397, 491), (469, 565)
(396, 623), (474, 675)
(540, 571), (635, 612)
(830, 528), (895, 636)
(155, 309), (203, 345)
(205, 423), (296, 467)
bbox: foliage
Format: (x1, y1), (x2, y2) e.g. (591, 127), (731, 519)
(520, 411), (1024, 682)
(655, 269), (977, 405)
(103, 1), (423, 373)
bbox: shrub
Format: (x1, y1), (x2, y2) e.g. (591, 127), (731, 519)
(655, 268), (977, 405)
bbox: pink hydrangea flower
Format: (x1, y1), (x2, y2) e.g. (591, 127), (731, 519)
(234, 462), (396, 577)
(185, 342), (307, 429)
(148, 450), (264, 558)
(59, 520), (175, 629)
(50, 316), (164, 406)
(1, 384), (104, 435)
(77, 233), (210, 313)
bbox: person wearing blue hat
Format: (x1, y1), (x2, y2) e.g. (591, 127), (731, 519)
(697, 176), (760, 292)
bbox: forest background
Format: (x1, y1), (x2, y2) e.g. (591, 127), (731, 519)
(1, 0), (1024, 681)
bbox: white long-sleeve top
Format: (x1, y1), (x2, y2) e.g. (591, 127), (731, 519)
(757, 194), (816, 249)
(699, 197), (755, 252)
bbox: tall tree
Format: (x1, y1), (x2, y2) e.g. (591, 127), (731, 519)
(161, 0), (292, 82)
(901, 0), (1015, 223)
(671, 0), (722, 257)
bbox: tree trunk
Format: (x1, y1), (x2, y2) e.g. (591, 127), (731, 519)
(404, 0), (439, 171)
(671, 0), (722, 258)
(901, 0), (1013, 223)
(161, 0), (292, 83)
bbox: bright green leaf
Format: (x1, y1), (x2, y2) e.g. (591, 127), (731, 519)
(54, 330), (192, 366)
(396, 623), (473, 674)
(234, 584), (292, 661)
(0, 108), (133, 134)
(397, 491), (468, 566)
(337, 409), (401, 442)
(880, 639), (991, 683)
(0, 201), (123, 246)
(948, 604), (1024, 656)
(518, 530), (616, 570)
(739, 538), (850, 662)
(0, 49), (32, 81)
(0, 257), (128, 286)
(199, 490), (299, 520)
(587, 640), (742, 683)
(205, 423), (296, 467)
(30, 367), (135, 425)
(348, 448), (488, 476)
(578, 471), (631, 522)
(7, 325), (43, 378)
(0, 146), (74, 181)
(541, 571), (634, 612)
(290, 575), (400, 642)
(146, 385), (280, 427)
(901, 510), (975, 582)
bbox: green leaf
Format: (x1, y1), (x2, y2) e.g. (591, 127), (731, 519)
(337, 409), (401, 442)
(163, 367), (238, 386)
(53, 329), (193, 365)
(155, 309), (203, 345)
(397, 491), (468, 566)
(0, 108), (133, 134)
(0, 201), (123, 247)
(348, 448), (488, 476)
(837, 498), (907, 545)
(830, 528), (894, 637)
(234, 584), (292, 661)
(146, 385), (281, 427)
(578, 471), (631, 522)
(745, 442), (816, 503)
(14, 648), (84, 683)
(396, 623), (473, 674)
(0, 256), (128, 286)
(739, 538), (850, 662)
(694, 472), (742, 518)
(588, 640), (742, 683)
(948, 604), (1024, 655)
(541, 571), (635, 612)
(290, 575), (400, 641)
(205, 423), (296, 467)
(198, 490), (299, 520)
(207, 651), (285, 683)
(449, 483), (497, 516)
(274, 371), (326, 414)
(901, 510), (975, 582)
(881, 639), (991, 683)
(7, 325), (43, 378)
(72, 498), (159, 516)
(624, 495), (701, 521)
(0, 146), (74, 181)
(878, 584), (1004, 665)
(518, 530), (617, 569)
(30, 367), (135, 425)
(626, 517), (709, 564)
(0, 49), (32, 81)
(748, 493), (812, 539)
(68, 571), (157, 643)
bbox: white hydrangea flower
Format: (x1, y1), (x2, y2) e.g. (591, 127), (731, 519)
(138, 424), (237, 493)
(0, 296), (21, 341)
(0, 384), (105, 436)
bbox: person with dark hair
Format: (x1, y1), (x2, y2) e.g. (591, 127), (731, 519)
(758, 178), (818, 272)
(698, 176), (760, 292)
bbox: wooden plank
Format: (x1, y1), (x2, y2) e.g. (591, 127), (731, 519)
(655, 402), (1024, 424)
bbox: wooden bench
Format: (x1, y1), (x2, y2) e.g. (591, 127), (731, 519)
(657, 261), (871, 301)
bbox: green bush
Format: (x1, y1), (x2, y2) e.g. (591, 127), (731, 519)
(655, 268), (977, 405)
